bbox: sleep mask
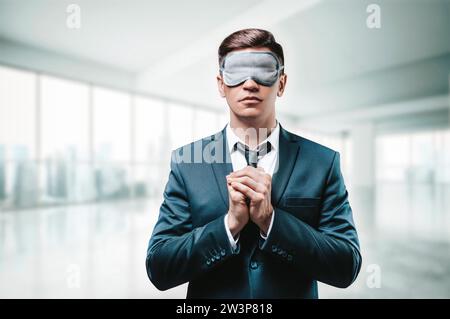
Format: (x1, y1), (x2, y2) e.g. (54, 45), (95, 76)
(220, 51), (284, 87)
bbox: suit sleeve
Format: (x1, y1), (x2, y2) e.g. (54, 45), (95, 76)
(260, 152), (362, 288)
(146, 151), (239, 291)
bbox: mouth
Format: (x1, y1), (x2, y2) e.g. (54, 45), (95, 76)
(239, 96), (263, 103)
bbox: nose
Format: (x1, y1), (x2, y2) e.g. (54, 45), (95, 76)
(242, 78), (259, 91)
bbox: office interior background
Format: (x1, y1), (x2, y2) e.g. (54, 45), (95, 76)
(0, 0), (449, 298)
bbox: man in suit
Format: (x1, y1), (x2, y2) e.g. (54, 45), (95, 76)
(146, 28), (362, 298)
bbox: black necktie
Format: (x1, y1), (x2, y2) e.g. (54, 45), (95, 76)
(232, 141), (273, 247)
(233, 141), (272, 168)
(233, 141), (272, 206)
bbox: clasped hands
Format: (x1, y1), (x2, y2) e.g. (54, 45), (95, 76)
(226, 166), (273, 238)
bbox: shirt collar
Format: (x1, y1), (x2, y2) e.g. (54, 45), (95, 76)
(226, 120), (280, 153)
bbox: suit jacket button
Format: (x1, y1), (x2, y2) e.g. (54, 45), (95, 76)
(250, 261), (258, 269)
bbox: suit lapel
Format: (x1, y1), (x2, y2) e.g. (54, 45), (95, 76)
(210, 127), (233, 209)
(271, 125), (300, 207)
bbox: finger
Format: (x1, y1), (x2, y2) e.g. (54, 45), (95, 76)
(227, 182), (246, 201)
(230, 169), (272, 191)
(231, 181), (263, 202)
(230, 166), (265, 182)
(229, 176), (265, 194)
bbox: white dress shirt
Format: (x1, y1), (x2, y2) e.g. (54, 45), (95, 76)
(224, 121), (279, 250)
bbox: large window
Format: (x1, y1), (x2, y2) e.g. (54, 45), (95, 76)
(168, 103), (194, 149)
(0, 66), (37, 208)
(292, 126), (351, 181)
(375, 130), (450, 237)
(40, 76), (92, 204)
(134, 96), (168, 198)
(0, 65), (224, 210)
(92, 88), (131, 201)
(134, 96), (167, 164)
(376, 130), (450, 183)
(193, 108), (221, 141)
(41, 76), (90, 161)
(93, 87), (131, 163)
(0, 66), (36, 160)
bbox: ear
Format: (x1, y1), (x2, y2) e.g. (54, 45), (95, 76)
(277, 73), (287, 97)
(216, 74), (226, 98)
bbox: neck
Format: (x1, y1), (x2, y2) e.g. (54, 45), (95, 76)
(229, 113), (277, 149)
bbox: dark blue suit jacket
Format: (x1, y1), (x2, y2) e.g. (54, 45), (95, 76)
(146, 124), (362, 298)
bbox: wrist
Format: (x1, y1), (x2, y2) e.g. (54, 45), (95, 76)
(259, 210), (273, 236)
(227, 212), (245, 237)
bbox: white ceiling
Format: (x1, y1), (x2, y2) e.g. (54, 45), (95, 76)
(0, 0), (449, 118)
(0, 0), (261, 71)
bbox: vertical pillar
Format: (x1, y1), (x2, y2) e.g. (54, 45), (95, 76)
(350, 123), (376, 231)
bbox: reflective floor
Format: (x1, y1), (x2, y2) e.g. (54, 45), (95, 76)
(0, 184), (449, 298)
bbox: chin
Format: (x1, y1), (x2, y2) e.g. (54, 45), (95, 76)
(238, 104), (263, 113)
(237, 109), (262, 118)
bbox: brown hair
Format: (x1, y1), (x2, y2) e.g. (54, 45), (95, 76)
(218, 28), (284, 71)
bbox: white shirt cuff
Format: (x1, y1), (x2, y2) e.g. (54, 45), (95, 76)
(224, 214), (239, 250)
(260, 210), (275, 240)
